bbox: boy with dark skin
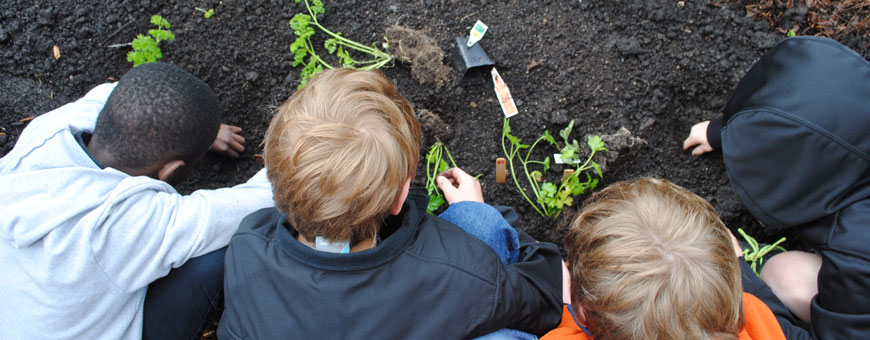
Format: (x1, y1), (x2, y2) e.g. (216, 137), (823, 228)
(0, 63), (274, 340)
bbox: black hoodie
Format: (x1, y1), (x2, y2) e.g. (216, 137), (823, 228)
(708, 37), (870, 339)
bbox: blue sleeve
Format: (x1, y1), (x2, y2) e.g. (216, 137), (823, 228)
(439, 201), (520, 264)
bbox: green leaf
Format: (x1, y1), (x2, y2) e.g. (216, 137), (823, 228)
(506, 133), (521, 147)
(531, 170), (542, 182)
(559, 145), (576, 163)
(131, 34), (156, 50)
(128, 34), (161, 66)
(427, 194), (446, 215)
(149, 29), (175, 41)
(290, 13), (312, 36)
(438, 159), (449, 173)
(559, 120), (575, 145)
(587, 135), (607, 152)
(310, 0), (325, 16)
(336, 47), (354, 67)
(541, 182), (557, 196)
(542, 157), (550, 172)
(541, 130), (556, 145)
(204, 9), (215, 18)
(150, 15), (170, 29)
(592, 162), (603, 178)
(426, 146), (439, 165)
(324, 38), (338, 54)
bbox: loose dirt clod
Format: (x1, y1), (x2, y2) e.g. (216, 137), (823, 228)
(384, 25), (451, 87)
(591, 127), (647, 174)
(417, 109), (453, 143)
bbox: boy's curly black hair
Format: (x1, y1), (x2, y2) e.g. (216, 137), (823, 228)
(94, 62), (220, 169)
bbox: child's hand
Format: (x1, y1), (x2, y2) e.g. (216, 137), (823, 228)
(211, 124), (246, 158)
(682, 120), (713, 156)
(436, 168), (484, 204)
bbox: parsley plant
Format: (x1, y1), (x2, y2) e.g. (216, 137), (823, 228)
(127, 15), (175, 67)
(289, 0), (392, 89)
(501, 118), (607, 219)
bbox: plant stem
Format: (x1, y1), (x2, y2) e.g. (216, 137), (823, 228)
(502, 119), (546, 217)
(443, 143), (458, 168)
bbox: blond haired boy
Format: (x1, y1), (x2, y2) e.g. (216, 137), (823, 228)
(543, 178), (787, 340)
(217, 68), (564, 339)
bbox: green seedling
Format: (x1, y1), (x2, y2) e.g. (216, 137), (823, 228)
(738, 228), (787, 276)
(501, 118), (607, 219)
(127, 15), (176, 67)
(424, 141), (457, 214)
(196, 7), (215, 18)
(289, 0), (392, 89)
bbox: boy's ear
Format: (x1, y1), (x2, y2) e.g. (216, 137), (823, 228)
(390, 178), (412, 215)
(157, 160), (187, 183)
(575, 305), (587, 324)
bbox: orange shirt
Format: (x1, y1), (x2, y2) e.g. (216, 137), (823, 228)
(541, 293), (786, 340)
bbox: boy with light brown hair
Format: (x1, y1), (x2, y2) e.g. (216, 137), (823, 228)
(218, 68), (564, 339)
(543, 178), (787, 340)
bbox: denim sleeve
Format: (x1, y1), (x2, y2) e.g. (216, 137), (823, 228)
(439, 201), (520, 264)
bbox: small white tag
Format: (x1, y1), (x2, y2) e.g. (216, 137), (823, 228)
(492, 68), (519, 118)
(467, 20), (488, 47)
(553, 154), (582, 165)
(315, 236), (350, 253)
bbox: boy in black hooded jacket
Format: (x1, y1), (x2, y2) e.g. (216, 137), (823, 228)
(683, 36), (870, 339)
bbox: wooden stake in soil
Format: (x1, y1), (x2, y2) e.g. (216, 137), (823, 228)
(496, 157), (506, 184)
(562, 169), (575, 182)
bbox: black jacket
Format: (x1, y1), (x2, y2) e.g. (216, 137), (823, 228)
(217, 189), (563, 339)
(709, 37), (870, 339)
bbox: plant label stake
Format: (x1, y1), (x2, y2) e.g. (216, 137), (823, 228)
(562, 169), (575, 182)
(467, 20), (488, 47)
(496, 157), (507, 184)
(492, 68), (518, 118)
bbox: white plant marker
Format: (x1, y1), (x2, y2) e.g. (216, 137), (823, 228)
(492, 68), (518, 118)
(467, 20), (488, 47)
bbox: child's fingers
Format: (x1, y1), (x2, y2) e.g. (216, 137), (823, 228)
(682, 135), (698, 150)
(232, 133), (246, 144)
(443, 167), (473, 184)
(436, 176), (460, 201)
(229, 139), (245, 153)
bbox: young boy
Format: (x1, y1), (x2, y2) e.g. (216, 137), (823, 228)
(543, 178), (788, 340)
(683, 36), (869, 339)
(0, 63), (274, 340)
(217, 68), (564, 339)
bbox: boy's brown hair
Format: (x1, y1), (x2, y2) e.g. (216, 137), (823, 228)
(264, 68), (421, 243)
(565, 178), (744, 340)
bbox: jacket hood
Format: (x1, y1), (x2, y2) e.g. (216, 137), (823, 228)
(0, 126), (170, 248)
(720, 37), (870, 229)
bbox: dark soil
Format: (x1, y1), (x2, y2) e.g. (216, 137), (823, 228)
(3, 1), (868, 251)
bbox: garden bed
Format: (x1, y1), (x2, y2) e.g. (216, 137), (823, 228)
(2, 0), (868, 251)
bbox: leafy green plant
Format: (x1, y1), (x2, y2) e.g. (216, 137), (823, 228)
(127, 15), (176, 67)
(289, 0), (392, 89)
(738, 228), (787, 276)
(424, 141), (458, 214)
(501, 118), (607, 219)
(196, 7), (215, 18)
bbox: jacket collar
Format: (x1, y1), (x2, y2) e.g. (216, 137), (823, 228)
(274, 189), (428, 271)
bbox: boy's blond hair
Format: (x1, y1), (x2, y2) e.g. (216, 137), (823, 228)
(264, 69), (421, 243)
(565, 178), (744, 340)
